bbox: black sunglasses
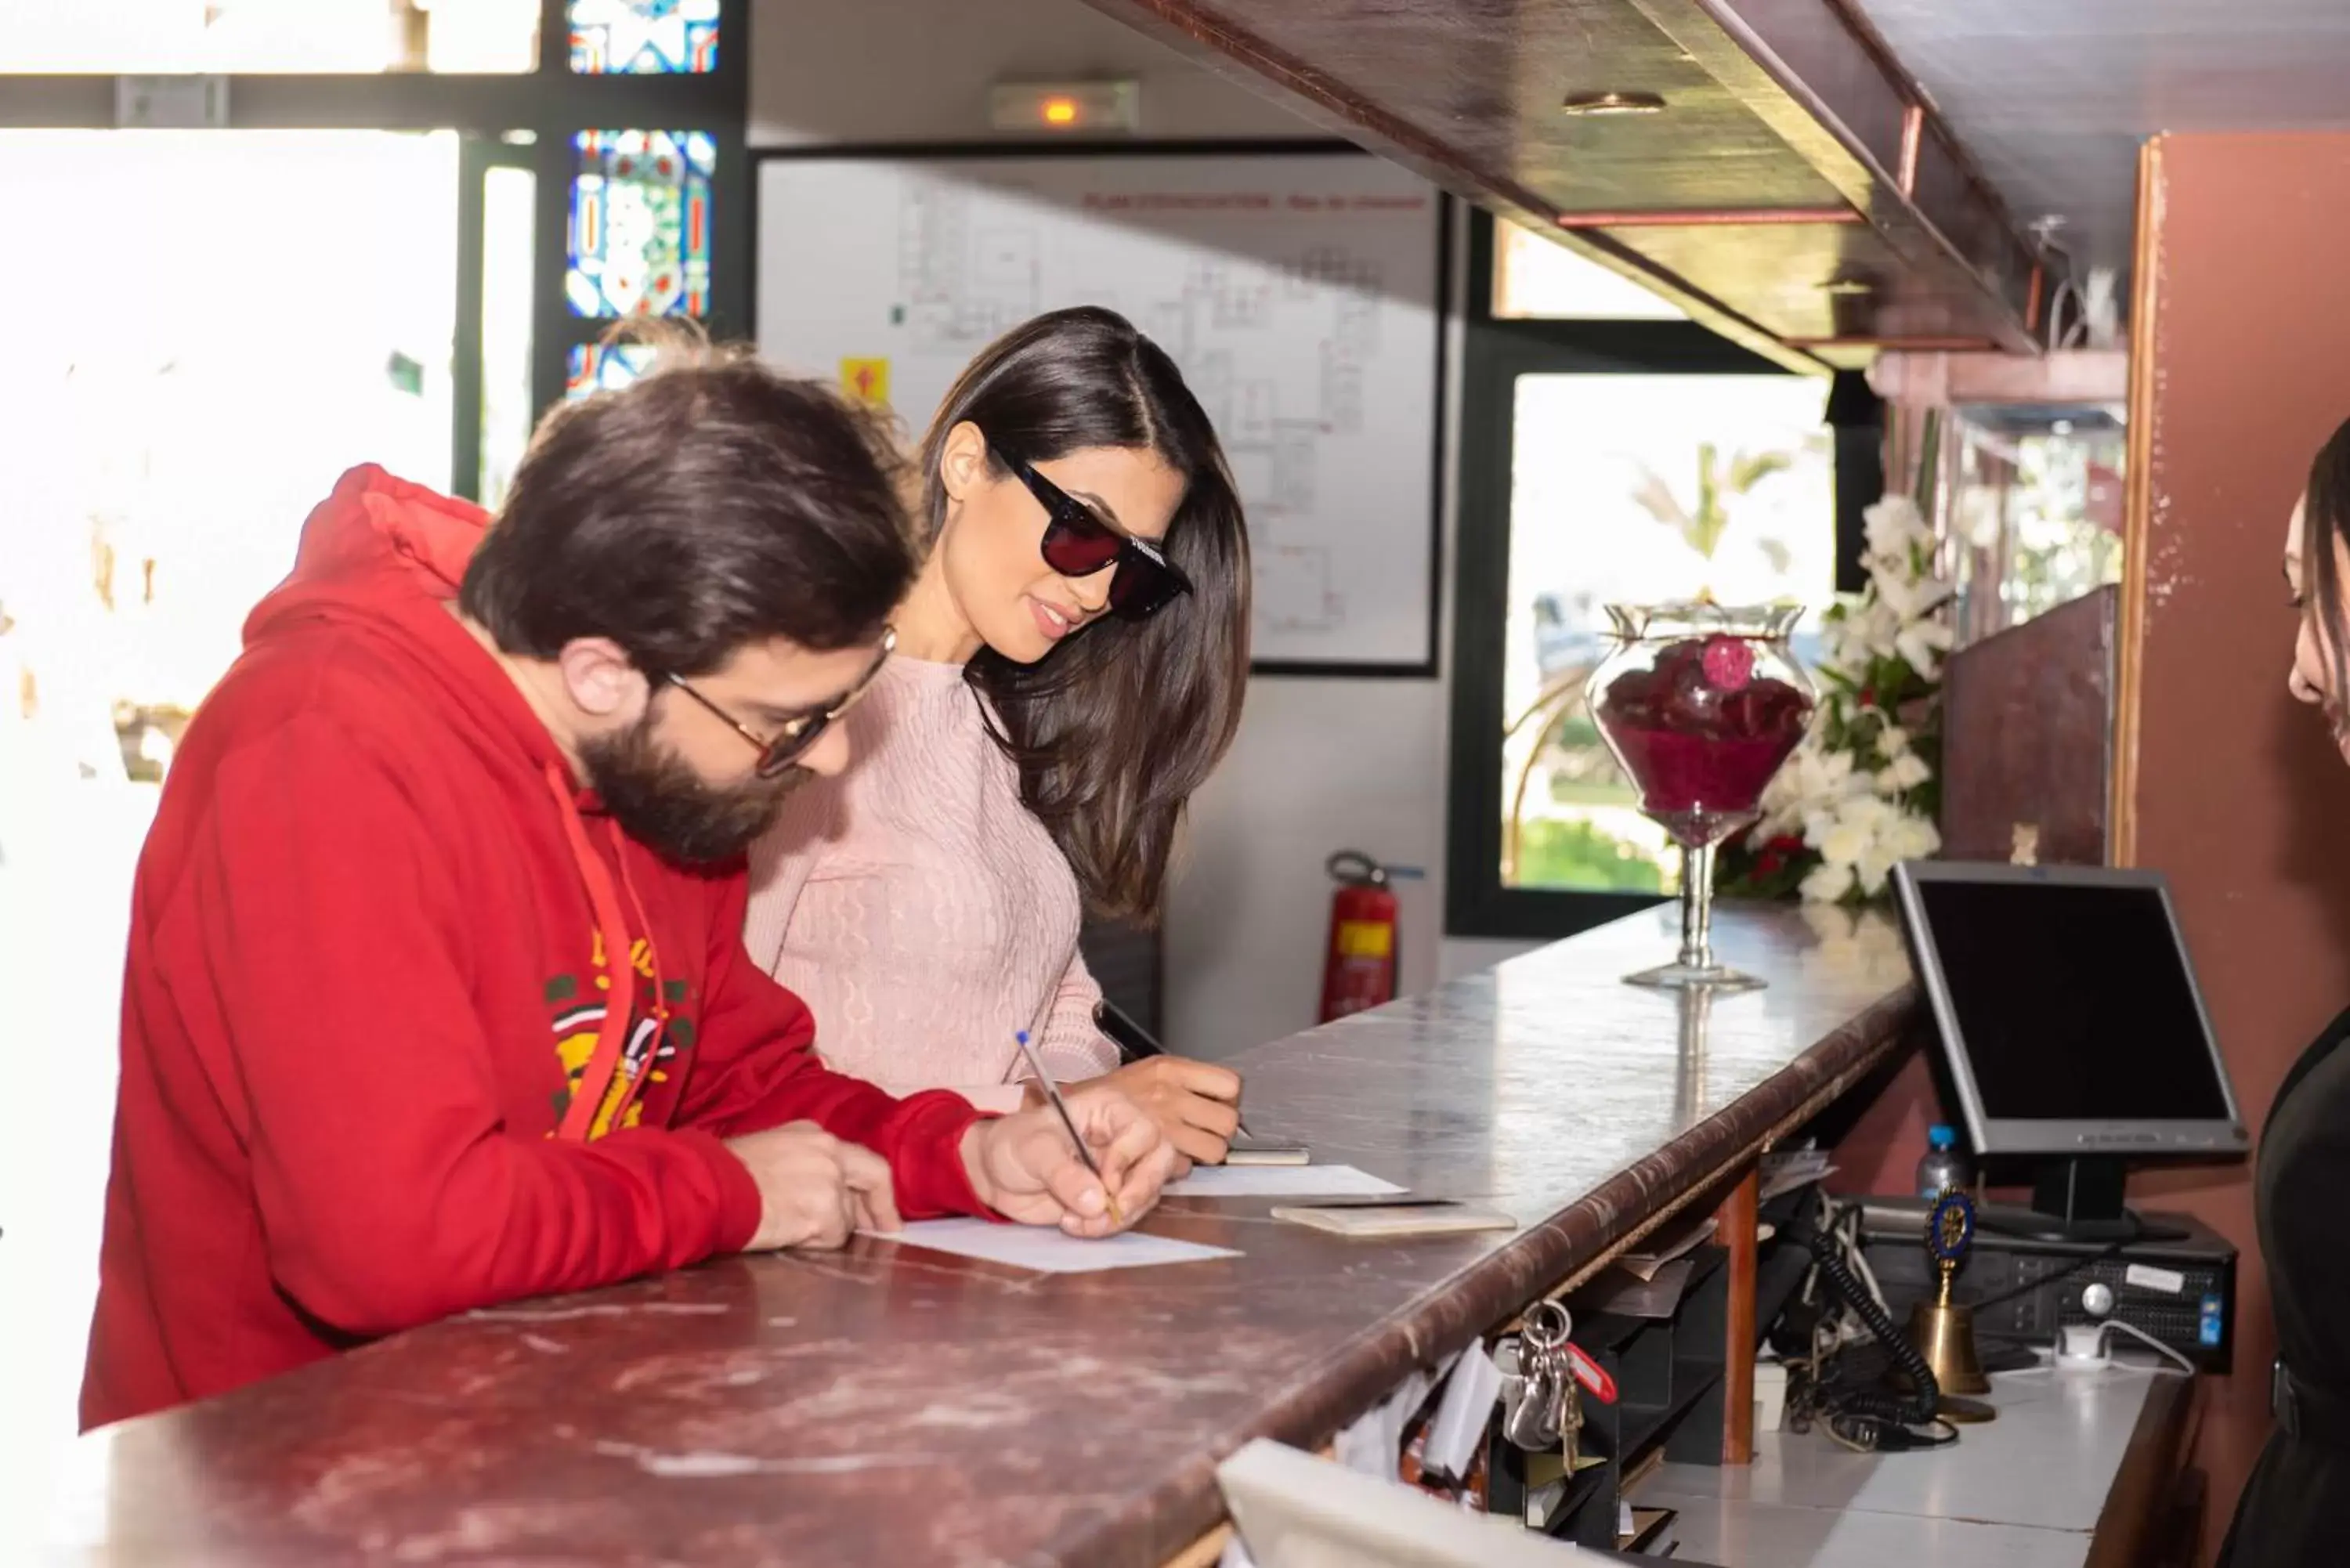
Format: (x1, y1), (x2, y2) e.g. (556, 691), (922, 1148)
(989, 441), (1193, 622)
(660, 628), (895, 779)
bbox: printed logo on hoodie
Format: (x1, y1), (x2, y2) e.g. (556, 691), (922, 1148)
(542, 933), (695, 1135)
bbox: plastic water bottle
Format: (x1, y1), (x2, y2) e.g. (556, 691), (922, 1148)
(1916, 1124), (1970, 1198)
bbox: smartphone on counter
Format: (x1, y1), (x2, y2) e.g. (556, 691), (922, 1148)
(1225, 1137), (1313, 1166)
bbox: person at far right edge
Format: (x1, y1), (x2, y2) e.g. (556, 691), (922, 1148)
(2222, 412), (2350, 1566)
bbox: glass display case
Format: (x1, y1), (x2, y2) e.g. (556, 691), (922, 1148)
(1939, 403), (2126, 650)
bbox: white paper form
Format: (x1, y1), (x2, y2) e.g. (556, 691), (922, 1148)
(871, 1218), (1241, 1274)
(1163, 1164), (1408, 1200)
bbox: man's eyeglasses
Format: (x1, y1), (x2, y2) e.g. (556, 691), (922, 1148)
(989, 440), (1194, 622)
(660, 628), (895, 778)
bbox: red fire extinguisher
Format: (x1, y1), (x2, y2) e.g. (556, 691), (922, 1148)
(1319, 851), (1422, 1023)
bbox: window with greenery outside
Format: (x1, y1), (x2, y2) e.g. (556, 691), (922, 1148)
(1501, 375), (1835, 898)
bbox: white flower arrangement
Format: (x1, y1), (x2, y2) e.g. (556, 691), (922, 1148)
(1727, 491), (1955, 905)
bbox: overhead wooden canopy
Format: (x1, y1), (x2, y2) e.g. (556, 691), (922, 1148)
(1077, 0), (2053, 371)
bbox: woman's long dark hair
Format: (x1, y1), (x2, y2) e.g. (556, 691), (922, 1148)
(2308, 420), (2350, 706)
(919, 306), (1250, 923)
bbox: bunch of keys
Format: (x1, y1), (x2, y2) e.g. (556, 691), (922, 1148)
(1506, 1299), (1578, 1454)
(1503, 1301), (1620, 1457)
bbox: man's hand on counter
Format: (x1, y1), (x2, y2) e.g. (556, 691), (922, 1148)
(961, 1087), (1177, 1237)
(722, 1120), (904, 1252)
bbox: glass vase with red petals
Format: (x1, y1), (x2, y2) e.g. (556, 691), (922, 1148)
(1585, 600), (1816, 990)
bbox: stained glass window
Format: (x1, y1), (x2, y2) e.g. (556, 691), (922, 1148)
(566, 343), (658, 399)
(568, 0), (719, 74)
(566, 130), (714, 318)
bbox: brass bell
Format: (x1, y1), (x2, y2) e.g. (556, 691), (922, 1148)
(1907, 1295), (1989, 1396)
(1907, 1189), (1994, 1414)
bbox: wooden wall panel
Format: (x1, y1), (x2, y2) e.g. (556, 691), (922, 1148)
(2117, 131), (2350, 1564)
(1940, 584), (2117, 866)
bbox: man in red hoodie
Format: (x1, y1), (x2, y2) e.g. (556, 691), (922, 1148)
(82, 353), (1173, 1429)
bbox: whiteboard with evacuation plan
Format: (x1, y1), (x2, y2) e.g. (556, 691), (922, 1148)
(753, 149), (1444, 674)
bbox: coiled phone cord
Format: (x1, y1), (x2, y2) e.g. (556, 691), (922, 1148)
(1787, 1195), (1957, 1451)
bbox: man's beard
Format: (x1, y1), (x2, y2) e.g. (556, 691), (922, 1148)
(579, 714), (811, 868)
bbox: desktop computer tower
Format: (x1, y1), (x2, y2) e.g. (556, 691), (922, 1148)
(1854, 1197), (2236, 1372)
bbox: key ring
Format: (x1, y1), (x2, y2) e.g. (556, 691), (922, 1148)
(1523, 1299), (1571, 1350)
(1522, 1299), (1618, 1404)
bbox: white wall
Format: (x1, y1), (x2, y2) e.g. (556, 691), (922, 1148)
(749, 0), (1542, 1057)
(1160, 219), (1538, 1058)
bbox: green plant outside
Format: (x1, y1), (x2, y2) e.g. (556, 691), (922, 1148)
(1512, 816), (1668, 894)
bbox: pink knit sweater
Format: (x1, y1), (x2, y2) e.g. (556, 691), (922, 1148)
(743, 656), (1117, 1114)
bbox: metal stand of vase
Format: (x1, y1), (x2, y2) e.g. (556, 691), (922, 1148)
(1625, 836), (1762, 993)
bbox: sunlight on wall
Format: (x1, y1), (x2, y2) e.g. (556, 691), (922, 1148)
(0, 130), (456, 750)
(0, 0), (540, 73)
(0, 128), (458, 1537)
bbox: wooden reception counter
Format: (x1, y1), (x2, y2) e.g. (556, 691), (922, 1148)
(44, 903), (1917, 1566)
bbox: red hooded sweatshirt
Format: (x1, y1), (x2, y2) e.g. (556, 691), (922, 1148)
(82, 466), (989, 1429)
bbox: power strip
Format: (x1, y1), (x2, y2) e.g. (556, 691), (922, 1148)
(2053, 1319), (2196, 1375)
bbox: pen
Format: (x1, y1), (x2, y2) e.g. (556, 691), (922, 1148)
(1090, 998), (1253, 1139)
(1012, 1028), (1124, 1227)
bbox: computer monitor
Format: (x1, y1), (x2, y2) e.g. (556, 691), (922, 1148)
(1891, 861), (2247, 1241)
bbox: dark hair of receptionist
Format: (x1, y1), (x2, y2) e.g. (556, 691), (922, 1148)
(459, 329), (916, 678)
(919, 305), (1252, 924)
(2307, 417), (2350, 708)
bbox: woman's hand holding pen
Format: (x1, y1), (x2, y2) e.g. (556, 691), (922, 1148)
(1062, 1057), (1242, 1173)
(961, 1086), (1177, 1236)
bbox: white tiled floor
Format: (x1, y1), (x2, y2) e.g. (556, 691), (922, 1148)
(1661, 1499), (2092, 1568)
(0, 768), (151, 1545)
(1636, 1361), (2176, 1568)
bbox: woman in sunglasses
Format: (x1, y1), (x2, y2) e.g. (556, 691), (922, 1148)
(743, 306), (1251, 1165)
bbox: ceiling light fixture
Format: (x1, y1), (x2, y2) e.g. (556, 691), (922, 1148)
(1561, 91), (1667, 116)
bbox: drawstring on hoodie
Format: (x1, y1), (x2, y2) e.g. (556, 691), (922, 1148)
(544, 764), (666, 1141)
(242, 468), (679, 1145)
(612, 844), (670, 1126)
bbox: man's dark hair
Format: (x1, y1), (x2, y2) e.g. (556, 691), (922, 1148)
(460, 344), (915, 677)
